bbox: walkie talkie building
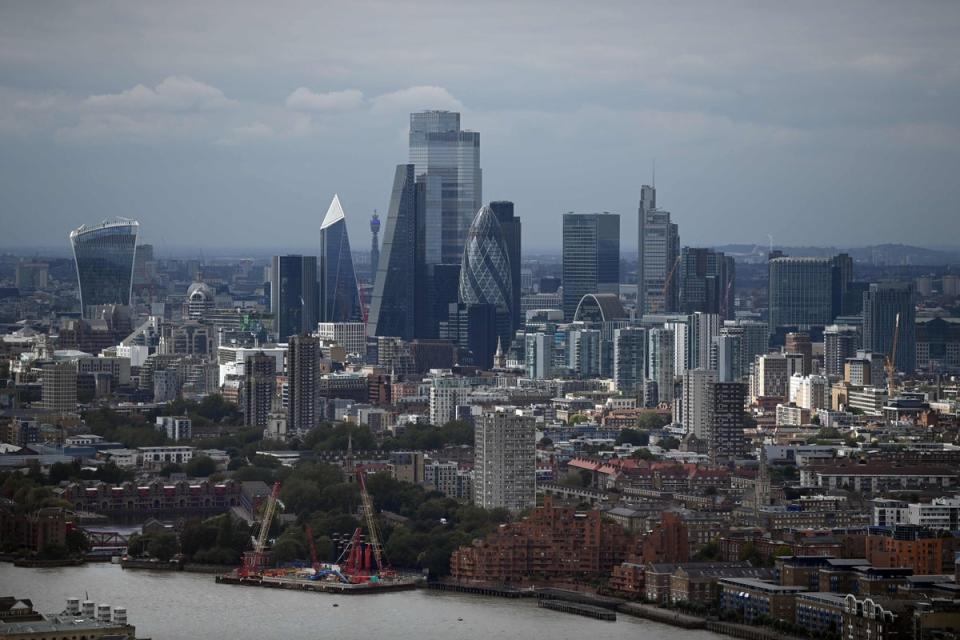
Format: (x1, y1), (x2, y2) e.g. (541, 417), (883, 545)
(69, 218), (139, 318)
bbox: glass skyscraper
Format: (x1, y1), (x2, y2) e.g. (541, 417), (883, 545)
(369, 165), (421, 340)
(319, 194), (363, 323)
(69, 218), (139, 318)
(561, 213), (620, 321)
(409, 111), (481, 266)
(863, 281), (916, 374)
(459, 206), (513, 313)
(489, 201), (521, 333)
(271, 254), (319, 341)
(637, 185), (680, 315)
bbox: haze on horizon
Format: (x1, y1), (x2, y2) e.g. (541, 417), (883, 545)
(1, 1), (959, 254)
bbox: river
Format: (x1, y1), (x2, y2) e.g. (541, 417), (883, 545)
(0, 563), (722, 640)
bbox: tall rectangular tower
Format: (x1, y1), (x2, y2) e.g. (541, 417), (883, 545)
(287, 335), (320, 434)
(561, 213), (620, 320)
(863, 282), (916, 374)
(409, 111), (481, 266)
(271, 255), (318, 342)
(489, 200), (522, 333)
(473, 408), (536, 512)
(638, 186), (679, 315)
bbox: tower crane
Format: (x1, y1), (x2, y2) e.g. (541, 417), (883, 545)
(885, 312), (901, 399)
(239, 481), (281, 577)
(662, 256), (680, 311)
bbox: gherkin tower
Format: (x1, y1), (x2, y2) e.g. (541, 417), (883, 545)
(458, 206), (512, 314)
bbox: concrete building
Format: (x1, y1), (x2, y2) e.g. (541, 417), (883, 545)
(613, 327), (646, 394)
(689, 312), (720, 371)
(824, 324), (860, 379)
(155, 416), (192, 441)
(712, 381), (748, 462)
(863, 282), (917, 374)
(681, 369), (717, 440)
(473, 408), (536, 511)
(41, 363), (77, 413)
(751, 353), (789, 402)
(287, 335), (320, 434)
(316, 322), (366, 357)
(648, 327), (675, 406)
(243, 351), (276, 429)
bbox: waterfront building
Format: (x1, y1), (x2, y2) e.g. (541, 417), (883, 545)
(69, 218), (139, 318)
(863, 282), (916, 374)
(562, 213), (620, 320)
(270, 255), (318, 342)
(409, 110), (481, 266)
(473, 408), (536, 511)
(319, 194), (363, 323)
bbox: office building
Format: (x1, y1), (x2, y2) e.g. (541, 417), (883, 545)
(711, 333), (742, 382)
(681, 369), (717, 440)
(824, 325), (860, 379)
(270, 255), (319, 342)
(458, 205), (514, 347)
(42, 363), (77, 413)
(569, 328), (602, 378)
(678, 247), (735, 319)
(243, 351), (277, 429)
(69, 218), (139, 318)
(751, 353), (789, 402)
(440, 301), (499, 369)
(562, 213), (620, 320)
(721, 320), (769, 378)
(409, 110), (481, 265)
(319, 194), (363, 323)
(316, 322), (366, 357)
(648, 327), (675, 406)
(287, 335), (320, 434)
(863, 282), (916, 374)
(474, 408), (536, 512)
(525, 332), (553, 379)
(638, 185), (680, 314)
(712, 382), (748, 462)
(369, 165), (421, 340)
(613, 327), (646, 394)
(768, 254), (853, 338)
(916, 317), (960, 370)
(489, 201), (522, 333)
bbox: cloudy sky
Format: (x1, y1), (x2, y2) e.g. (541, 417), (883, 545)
(1, 1), (958, 255)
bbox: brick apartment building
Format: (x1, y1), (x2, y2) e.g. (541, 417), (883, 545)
(450, 496), (632, 583)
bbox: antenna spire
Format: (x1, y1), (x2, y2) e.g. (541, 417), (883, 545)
(652, 159), (656, 188)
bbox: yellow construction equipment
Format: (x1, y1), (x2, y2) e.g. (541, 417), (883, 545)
(884, 312), (900, 399)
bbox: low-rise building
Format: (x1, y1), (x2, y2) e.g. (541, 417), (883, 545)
(719, 577), (806, 623)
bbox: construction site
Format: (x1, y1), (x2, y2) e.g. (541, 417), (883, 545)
(215, 471), (421, 594)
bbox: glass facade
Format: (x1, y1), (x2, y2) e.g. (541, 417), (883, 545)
(69, 218), (139, 318)
(459, 206), (512, 311)
(768, 257), (833, 333)
(271, 255), (318, 341)
(319, 195), (363, 323)
(369, 165), (420, 339)
(409, 111), (481, 266)
(561, 213), (620, 320)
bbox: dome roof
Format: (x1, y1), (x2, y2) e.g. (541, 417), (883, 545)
(573, 293), (627, 322)
(187, 282), (215, 302)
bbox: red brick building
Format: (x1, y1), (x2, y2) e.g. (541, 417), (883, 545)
(450, 496), (632, 583)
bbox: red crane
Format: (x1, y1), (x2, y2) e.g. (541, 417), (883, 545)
(305, 524), (320, 573)
(238, 481), (281, 578)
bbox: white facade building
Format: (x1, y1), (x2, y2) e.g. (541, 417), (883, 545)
(473, 408), (536, 511)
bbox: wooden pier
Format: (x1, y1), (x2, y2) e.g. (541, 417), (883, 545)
(426, 582), (533, 598)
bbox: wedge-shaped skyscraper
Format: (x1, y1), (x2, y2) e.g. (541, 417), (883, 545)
(369, 165), (421, 339)
(69, 218), (139, 318)
(319, 194), (363, 323)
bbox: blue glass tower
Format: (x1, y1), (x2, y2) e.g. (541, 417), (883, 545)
(319, 194), (363, 323)
(69, 218), (139, 318)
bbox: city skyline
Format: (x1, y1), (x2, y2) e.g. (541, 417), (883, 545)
(2, 2), (959, 253)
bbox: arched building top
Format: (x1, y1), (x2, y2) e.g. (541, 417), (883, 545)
(573, 293), (627, 323)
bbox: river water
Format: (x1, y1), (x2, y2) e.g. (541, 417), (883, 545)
(0, 563), (722, 640)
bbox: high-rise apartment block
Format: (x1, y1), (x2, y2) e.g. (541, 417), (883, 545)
(243, 351), (277, 429)
(271, 255), (318, 342)
(42, 363), (77, 413)
(681, 368), (717, 440)
(473, 408), (536, 512)
(824, 324), (860, 379)
(648, 327), (675, 406)
(287, 335), (320, 434)
(613, 327), (646, 394)
(562, 213), (620, 320)
(711, 381), (748, 462)
(69, 218), (139, 318)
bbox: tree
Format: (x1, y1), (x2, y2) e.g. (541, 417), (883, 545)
(659, 436), (681, 450)
(637, 413), (671, 430)
(160, 463), (183, 477)
(186, 456), (217, 478)
(65, 529), (89, 554)
(147, 533), (178, 561)
(538, 437), (553, 448)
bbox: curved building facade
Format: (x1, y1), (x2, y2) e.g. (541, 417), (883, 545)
(69, 218), (139, 318)
(459, 206), (512, 313)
